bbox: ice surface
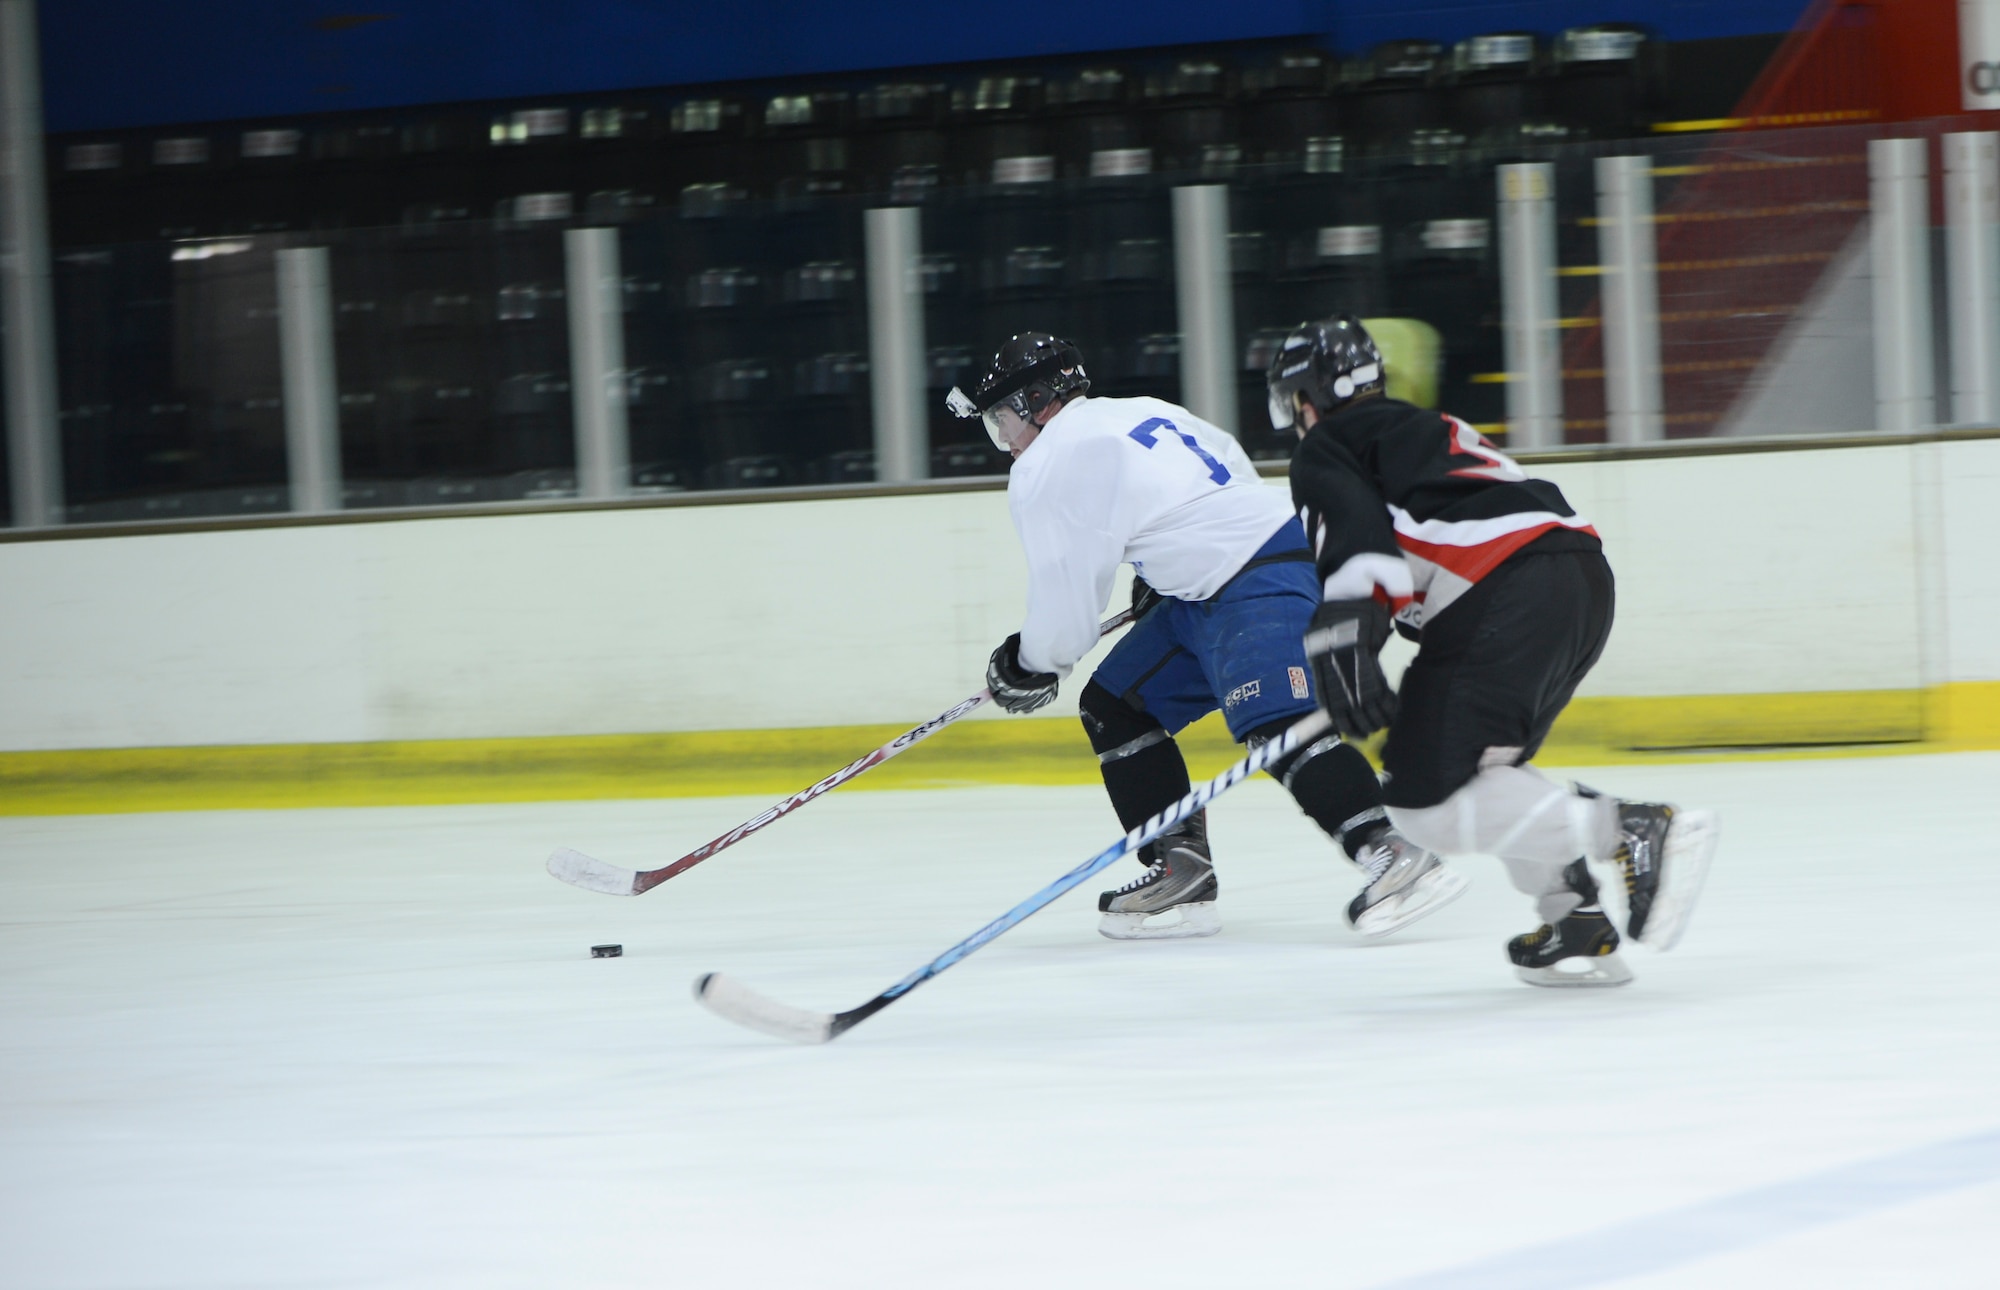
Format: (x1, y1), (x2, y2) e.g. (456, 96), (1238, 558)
(3, 753), (1999, 1288)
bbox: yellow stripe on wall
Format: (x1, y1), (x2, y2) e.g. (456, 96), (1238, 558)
(1549, 688), (1926, 750)
(6, 683), (2000, 817)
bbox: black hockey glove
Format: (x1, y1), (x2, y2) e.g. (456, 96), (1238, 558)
(1130, 574), (1163, 620)
(987, 634), (1060, 714)
(1302, 598), (1398, 740)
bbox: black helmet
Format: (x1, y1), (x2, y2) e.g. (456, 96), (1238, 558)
(1264, 315), (1384, 431)
(946, 332), (1091, 452)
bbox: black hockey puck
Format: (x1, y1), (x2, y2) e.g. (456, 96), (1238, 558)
(590, 943), (623, 958)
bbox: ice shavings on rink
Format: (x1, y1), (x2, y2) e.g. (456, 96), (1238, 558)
(3, 753), (1999, 1289)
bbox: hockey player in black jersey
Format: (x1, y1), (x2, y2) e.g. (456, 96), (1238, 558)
(1268, 316), (1718, 985)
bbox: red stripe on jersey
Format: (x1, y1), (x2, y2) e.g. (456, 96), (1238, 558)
(1397, 520), (1600, 583)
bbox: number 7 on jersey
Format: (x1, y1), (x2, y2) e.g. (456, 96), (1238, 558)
(1128, 417), (1231, 485)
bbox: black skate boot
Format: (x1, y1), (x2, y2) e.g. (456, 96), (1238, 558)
(1098, 814), (1219, 940)
(1507, 860), (1632, 987)
(1346, 832), (1468, 938)
(1601, 795), (1719, 950)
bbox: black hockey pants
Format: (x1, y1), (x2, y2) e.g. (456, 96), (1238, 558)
(1381, 546), (1615, 810)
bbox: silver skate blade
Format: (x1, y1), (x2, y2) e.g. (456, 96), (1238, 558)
(1638, 809), (1719, 952)
(1352, 865), (1470, 938)
(1097, 902), (1222, 941)
(694, 972), (836, 1044)
(1515, 953), (1634, 988)
(547, 847), (641, 896)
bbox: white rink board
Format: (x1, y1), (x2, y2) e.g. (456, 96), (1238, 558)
(3, 438), (1995, 751)
(1539, 445), (1926, 698)
(2, 753), (1998, 1287)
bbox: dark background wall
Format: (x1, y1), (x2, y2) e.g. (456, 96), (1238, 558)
(41, 0), (1810, 133)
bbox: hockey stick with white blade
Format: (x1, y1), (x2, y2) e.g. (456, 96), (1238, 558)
(694, 707), (1335, 1043)
(548, 608), (1137, 897)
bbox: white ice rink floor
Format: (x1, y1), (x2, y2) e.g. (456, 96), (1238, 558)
(4, 752), (1999, 1289)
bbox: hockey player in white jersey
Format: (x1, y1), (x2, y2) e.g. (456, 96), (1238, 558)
(949, 332), (1465, 940)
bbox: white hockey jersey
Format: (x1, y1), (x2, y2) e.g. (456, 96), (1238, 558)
(1008, 395), (1293, 675)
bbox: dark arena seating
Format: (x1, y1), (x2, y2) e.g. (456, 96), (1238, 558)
(37, 17), (1801, 511)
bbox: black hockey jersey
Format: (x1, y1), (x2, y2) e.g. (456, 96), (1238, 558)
(1289, 396), (1599, 630)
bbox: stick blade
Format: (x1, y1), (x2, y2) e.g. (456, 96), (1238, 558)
(547, 847), (642, 897)
(694, 972), (836, 1045)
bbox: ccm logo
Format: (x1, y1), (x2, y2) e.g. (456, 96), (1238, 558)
(1973, 62), (2000, 97)
(1223, 679), (1262, 710)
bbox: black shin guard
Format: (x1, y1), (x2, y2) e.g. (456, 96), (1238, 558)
(1079, 680), (1199, 847)
(1249, 719), (1389, 860)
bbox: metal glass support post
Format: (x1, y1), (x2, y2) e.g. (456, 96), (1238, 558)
(1869, 137), (1936, 435)
(864, 206), (927, 483)
(0, 0), (62, 527)
(1171, 184), (1237, 435)
(1945, 132), (2000, 426)
(565, 227), (630, 499)
(1595, 155), (1663, 444)
(275, 248), (342, 513)
(1498, 163), (1562, 449)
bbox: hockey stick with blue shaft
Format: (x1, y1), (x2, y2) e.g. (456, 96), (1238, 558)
(548, 608), (1138, 897)
(694, 706), (1335, 1043)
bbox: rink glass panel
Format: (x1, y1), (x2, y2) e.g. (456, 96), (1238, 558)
(920, 176), (1182, 478)
(617, 192), (875, 493)
(34, 120), (1914, 522)
(1550, 122), (1877, 444)
(54, 239), (291, 523)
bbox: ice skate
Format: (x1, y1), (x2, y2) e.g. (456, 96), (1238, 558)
(1098, 818), (1220, 940)
(1346, 833), (1467, 937)
(1508, 860), (1632, 987)
(1606, 798), (1718, 951)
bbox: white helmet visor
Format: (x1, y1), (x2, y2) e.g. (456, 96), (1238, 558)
(1267, 361), (1382, 431)
(1268, 387), (1297, 432)
(983, 400), (1037, 453)
(948, 386), (1037, 453)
